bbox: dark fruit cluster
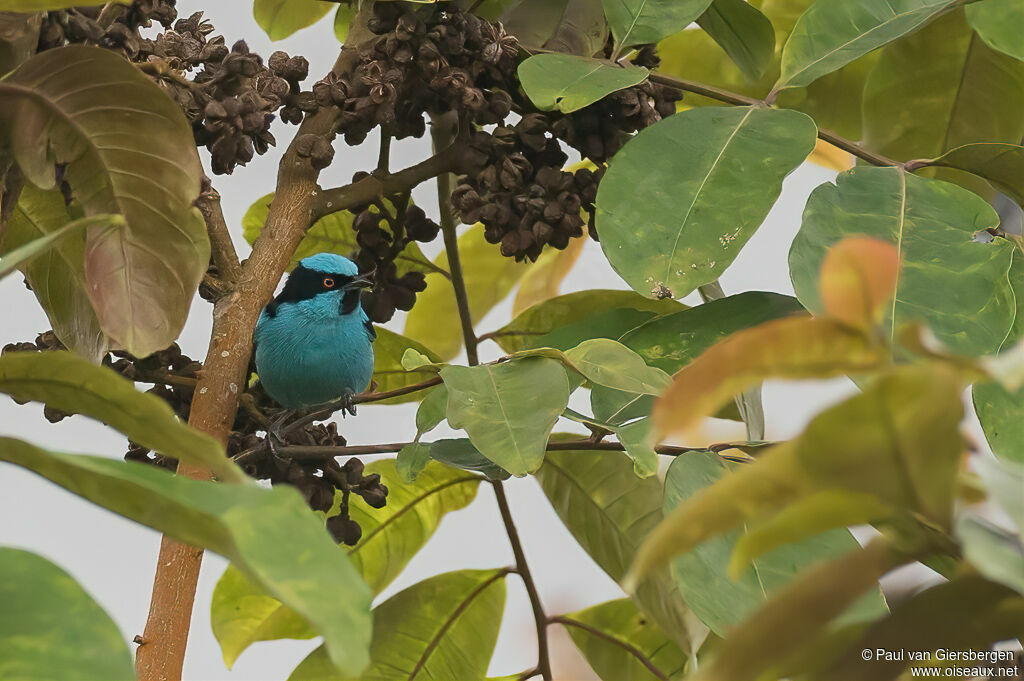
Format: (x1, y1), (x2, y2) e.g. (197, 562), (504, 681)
(138, 13), (315, 174)
(449, 116), (590, 261)
(2, 331), (71, 423)
(313, 2), (519, 147)
(36, 0), (314, 175)
(347, 189), (435, 323)
(37, 1), (178, 55)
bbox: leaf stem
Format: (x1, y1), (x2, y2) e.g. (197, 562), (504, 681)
(549, 615), (669, 681)
(492, 480), (552, 681)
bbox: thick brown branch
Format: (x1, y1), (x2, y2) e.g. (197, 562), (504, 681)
(135, 12), (376, 681)
(311, 144), (458, 221)
(550, 615), (669, 681)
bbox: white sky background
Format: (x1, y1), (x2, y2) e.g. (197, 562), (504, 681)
(0, 5), (990, 680)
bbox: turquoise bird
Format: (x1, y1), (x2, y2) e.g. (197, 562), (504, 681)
(254, 253), (376, 428)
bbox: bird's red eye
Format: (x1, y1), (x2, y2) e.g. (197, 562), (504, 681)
(323, 277), (335, 288)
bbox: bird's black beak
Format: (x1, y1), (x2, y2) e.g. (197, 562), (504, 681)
(346, 271), (375, 290)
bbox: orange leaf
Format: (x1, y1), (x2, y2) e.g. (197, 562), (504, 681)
(819, 236), (900, 328)
(652, 316), (886, 442)
(807, 138), (854, 172)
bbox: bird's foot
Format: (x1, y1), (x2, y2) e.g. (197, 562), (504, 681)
(338, 390), (357, 418)
(264, 409), (295, 463)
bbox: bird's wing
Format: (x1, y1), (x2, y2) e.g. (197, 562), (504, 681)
(364, 318), (377, 341)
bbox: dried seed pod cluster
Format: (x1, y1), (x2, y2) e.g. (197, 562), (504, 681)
(313, 3), (519, 147)
(347, 191), (436, 323)
(37, 0), (314, 175)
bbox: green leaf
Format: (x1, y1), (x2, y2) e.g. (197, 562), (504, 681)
(956, 515), (1024, 595)
(345, 459), (481, 594)
(620, 291), (805, 374)
(405, 224), (529, 360)
(0, 45), (209, 358)
(415, 384), (448, 439)
(601, 0), (713, 52)
(0, 350), (247, 484)
(560, 599), (688, 681)
(918, 143), (1024, 208)
(370, 328), (443, 404)
(699, 539), (905, 681)
(630, 365), (964, 586)
(536, 448), (699, 652)
(289, 569), (507, 681)
(242, 193), (437, 277)
(441, 358), (570, 476)
(496, 0), (608, 57)
(0, 439), (372, 676)
(595, 106), (816, 300)
(652, 317), (887, 440)
(396, 442), (432, 482)
(663, 451), (886, 636)
(775, 0), (959, 91)
(0, 212), (122, 281)
(212, 460), (479, 667)
(253, 0), (333, 40)
(615, 417), (658, 478)
(518, 54), (648, 113)
(0, 186), (108, 359)
(697, 0), (776, 80)
(0, 547), (133, 681)
(861, 9), (1024, 189)
(561, 338), (671, 395)
(0, 0), (124, 9)
(789, 166), (1014, 357)
(973, 381), (1024, 465)
(333, 3), (356, 42)
(428, 438), (511, 480)
(966, 0), (1024, 62)
(210, 567), (317, 669)
(488, 289), (684, 354)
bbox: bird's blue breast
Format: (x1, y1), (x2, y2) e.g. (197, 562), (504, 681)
(254, 291), (375, 410)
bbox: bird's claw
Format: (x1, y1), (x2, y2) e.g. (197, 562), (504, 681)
(339, 390), (357, 417)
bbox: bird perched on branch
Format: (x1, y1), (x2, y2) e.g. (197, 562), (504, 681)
(254, 253), (376, 437)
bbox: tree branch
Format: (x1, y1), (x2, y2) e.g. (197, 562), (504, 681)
(196, 180), (242, 286)
(549, 615), (669, 681)
(268, 437), (764, 462)
(311, 142), (458, 222)
(492, 480), (552, 681)
(135, 11), (377, 680)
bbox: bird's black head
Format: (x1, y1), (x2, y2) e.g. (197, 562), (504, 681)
(264, 254), (372, 317)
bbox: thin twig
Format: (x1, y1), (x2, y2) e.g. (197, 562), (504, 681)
(550, 615), (669, 681)
(268, 438), (766, 461)
(196, 181), (242, 286)
(280, 375), (444, 436)
(431, 112), (479, 365)
(493, 481), (552, 681)
(376, 126), (392, 174)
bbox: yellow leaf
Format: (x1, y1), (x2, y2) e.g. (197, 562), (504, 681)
(819, 236), (900, 328)
(807, 138), (854, 171)
(651, 317), (886, 441)
(512, 234), (586, 316)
